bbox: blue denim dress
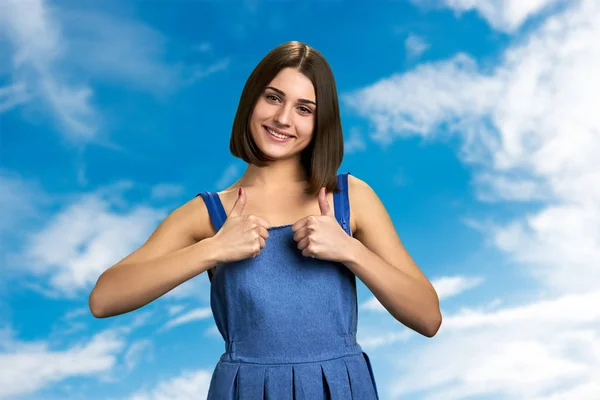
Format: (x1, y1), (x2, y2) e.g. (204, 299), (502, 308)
(197, 172), (379, 399)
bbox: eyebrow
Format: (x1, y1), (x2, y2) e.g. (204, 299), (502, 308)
(265, 86), (317, 106)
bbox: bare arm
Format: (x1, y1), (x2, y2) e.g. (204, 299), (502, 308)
(88, 197), (219, 318)
(343, 175), (442, 337)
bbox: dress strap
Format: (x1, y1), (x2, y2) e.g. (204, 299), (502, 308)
(333, 172), (352, 236)
(197, 192), (228, 232)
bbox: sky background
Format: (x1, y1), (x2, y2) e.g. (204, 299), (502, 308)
(1, 0), (599, 399)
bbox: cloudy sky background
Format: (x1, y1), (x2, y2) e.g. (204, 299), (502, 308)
(1, 0), (599, 398)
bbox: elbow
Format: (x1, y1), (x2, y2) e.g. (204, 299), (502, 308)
(423, 310), (442, 338)
(88, 271), (117, 318)
(423, 285), (442, 338)
(88, 288), (108, 319)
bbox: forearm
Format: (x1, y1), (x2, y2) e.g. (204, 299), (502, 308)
(89, 237), (220, 318)
(342, 238), (442, 337)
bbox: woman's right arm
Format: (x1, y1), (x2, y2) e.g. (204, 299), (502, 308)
(88, 196), (220, 318)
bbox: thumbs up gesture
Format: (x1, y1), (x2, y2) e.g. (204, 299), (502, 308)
(291, 187), (354, 263)
(212, 188), (272, 263)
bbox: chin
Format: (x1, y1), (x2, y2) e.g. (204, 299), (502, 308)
(261, 147), (295, 160)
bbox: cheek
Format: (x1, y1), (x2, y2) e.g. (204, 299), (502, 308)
(249, 108), (262, 123)
(297, 118), (315, 139)
(249, 108), (266, 134)
(250, 101), (269, 121)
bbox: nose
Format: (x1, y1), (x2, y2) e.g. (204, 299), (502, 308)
(273, 104), (292, 126)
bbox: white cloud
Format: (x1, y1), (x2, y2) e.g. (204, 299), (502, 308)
(216, 163), (240, 190)
(124, 339), (153, 370)
(0, 170), (45, 237)
(493, 203), (600, 293)
(358, 330), (412, 349)
(472, 171), (551, 202)
(1, 152), (208, 313)
(0, 0), (228, 142)
(404, 33), (430, 58)
(59, 10), (228, 91)
(164, 275), (211, 303)
(344, 53), (499, 146)
(4, 179), (167, 297)
(390, 290), (600, 400)
(128, 369), (212, 400)
(345, 1), (600, 398)
(185, 58), (230, 86)
(0, 328), (125, 399)
(432, 276), (484, 299)
(59, 10), (179, 93)
(344, 127), (367, 154)
(48, 307), (90, 337)
(0, 81), (30, 112)
(344, 0), (600, 293)
(0, 172), (212, 305)
(203, 325), (220, 337)
(160, 307), (213, 332)
(413, 0), (564, 32)
(151, 183), (186, 200)
(0, 170), (50, 287)
(443, 290), (600, 330)
(167, 305), (186, 316)
(0, 0), (99, 141)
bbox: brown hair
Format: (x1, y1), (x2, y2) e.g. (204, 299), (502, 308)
(230, 41), (344, 195)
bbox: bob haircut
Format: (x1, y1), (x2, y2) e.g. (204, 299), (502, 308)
(230, 41), (344, 196)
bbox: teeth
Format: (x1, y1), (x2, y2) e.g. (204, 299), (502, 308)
(267, 127), (291, 139)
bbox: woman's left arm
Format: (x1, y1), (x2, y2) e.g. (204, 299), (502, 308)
(343, 175), (442, 338)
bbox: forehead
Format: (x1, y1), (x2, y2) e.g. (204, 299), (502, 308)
(267, 68), (315, 100)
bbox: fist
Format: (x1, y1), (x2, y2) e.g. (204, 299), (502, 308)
(212, 188), (272, 263)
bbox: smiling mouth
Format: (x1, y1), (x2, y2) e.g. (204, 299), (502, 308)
(264, 126), (293, 140)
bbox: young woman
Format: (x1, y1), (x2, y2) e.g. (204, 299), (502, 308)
(89, 41), (442, 399)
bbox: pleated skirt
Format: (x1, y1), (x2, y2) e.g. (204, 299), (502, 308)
(207, 351), (379, 399)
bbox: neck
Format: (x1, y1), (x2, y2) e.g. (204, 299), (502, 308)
(238, 159), (308, 190)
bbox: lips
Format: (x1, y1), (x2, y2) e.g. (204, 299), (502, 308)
(264, 125), (293, 138)
(263, 126), (293, 143)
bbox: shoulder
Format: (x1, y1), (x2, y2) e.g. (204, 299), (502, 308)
(347, 173), (369, 192)
(347, 173), (377, 203)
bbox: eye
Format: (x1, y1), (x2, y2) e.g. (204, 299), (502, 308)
(266, 94), (280, 102)
(298, 106), (312, 114)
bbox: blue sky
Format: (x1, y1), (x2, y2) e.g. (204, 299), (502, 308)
(1, 0), (599, 399)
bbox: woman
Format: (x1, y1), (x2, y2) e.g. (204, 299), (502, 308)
(89, 41), (442, 399)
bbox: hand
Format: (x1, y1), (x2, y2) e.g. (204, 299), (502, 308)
(212, 188), (271, 263)
(292, 187), (353, 263)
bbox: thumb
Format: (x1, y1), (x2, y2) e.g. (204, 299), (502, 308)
(318, 187), (334, 217)
(229, 187), (246, 217)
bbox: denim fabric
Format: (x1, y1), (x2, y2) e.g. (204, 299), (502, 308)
(197, 172), (379, 399)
